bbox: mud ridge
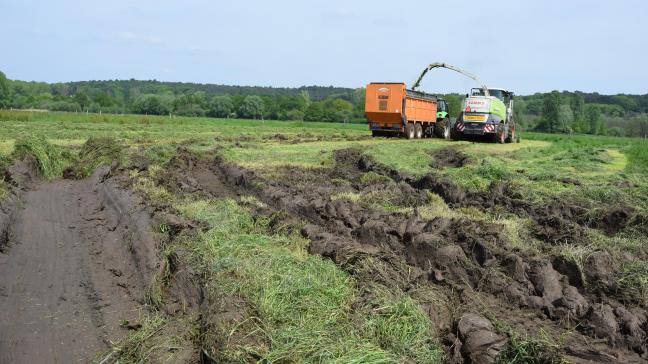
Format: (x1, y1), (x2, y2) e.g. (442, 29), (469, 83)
(362, 150), (644, 241)
(160, 148), (648, 362)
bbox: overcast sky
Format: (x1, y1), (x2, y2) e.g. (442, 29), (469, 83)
(1, 0), (646, 95)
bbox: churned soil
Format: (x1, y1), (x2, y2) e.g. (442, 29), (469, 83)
(160, 147), (648, 363)
(3, 143), (646, 363)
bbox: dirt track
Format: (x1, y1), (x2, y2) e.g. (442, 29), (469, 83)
(0, 170), (155, 363)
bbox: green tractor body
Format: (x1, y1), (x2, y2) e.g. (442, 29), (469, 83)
(452, 88), (517, 143)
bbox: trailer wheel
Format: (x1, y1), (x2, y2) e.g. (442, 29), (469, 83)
(434, 118), (451, 139)
(415, 123), (423, 139)
(405, 123), (415, 139)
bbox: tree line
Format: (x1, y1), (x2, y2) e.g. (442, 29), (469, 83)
(515, 91), (648, 138)
(1, 70), (647, 137)
(0, 72), (365, 123)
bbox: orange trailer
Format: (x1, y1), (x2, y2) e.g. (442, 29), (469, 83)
(365, 82), (450, 139)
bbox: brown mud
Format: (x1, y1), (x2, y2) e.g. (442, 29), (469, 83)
(156, 147), (648, 363)
(430, 148), (471, 169)
(0, 162), (194, 363)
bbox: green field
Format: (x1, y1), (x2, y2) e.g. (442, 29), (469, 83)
(1, 110), (648, 363)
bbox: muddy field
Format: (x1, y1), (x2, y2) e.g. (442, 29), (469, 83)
(0, 121), (647, 363)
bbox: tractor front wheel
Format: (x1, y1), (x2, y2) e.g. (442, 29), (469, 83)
(434, 118), (451, 139)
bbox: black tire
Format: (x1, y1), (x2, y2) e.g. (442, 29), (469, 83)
(434, 118), (451, 139)
(496, 125), (508, 144)
(505, 123), (516, 143)
(405, 123), (415, 139)
(371, 130), (380, 138)
(450, 128), (461, 141)
(415, 123), (423, 139)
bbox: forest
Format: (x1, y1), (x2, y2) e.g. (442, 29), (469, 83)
(0, 70), (646, 137)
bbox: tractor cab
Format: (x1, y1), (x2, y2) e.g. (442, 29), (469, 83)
(436, 98), (449, 120)
(471, 88), (513, 104)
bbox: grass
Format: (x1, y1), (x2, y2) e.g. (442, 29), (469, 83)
(94, 313), (190, 364)
(176, 198), (445, 363)
(2, 110), (648, 362)
(626, 140), (648, 174)
(495, 328), (566, 364)
(616, 260), (648, 305)
(11, 135), (69, 180)
(66, 137), (124, 178)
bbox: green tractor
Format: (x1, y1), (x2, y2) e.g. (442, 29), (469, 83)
(453, 87), (517, 143)
(412, 63), (517, 143)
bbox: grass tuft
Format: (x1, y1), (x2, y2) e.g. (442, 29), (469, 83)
(616, 260), (648, 304)
(68, 137), (124, 178)
(95, 313), (166, 364)
(12, 135), (68, 180)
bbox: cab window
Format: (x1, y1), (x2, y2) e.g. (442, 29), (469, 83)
(489, 90), (505, 102)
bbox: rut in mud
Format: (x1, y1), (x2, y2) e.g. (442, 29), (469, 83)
(0, 167), (161, 363)
(158, 147), (648, 363)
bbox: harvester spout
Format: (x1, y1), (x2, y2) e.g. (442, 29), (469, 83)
(412, 62), (490, 96)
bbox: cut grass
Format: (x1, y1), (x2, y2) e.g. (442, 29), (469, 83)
(95, 313), (169, 364)
(11, 135), (69, 180)
(616, 260), (648, 305)
(176, 198), (445, 363)
(67, 137), (124, 178)
(626, 140), (648, 174)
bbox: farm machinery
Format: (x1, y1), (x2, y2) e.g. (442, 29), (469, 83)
(365, 63), (517, 143)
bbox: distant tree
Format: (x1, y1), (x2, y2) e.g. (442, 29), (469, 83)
(0, 71), (11, 108)
(443, 94), (463, 118)
(238, 95), (264, 119)
(525, 98), (543, 115)
(208, 95), (234, 118)
(512, 97), (526, 127)
(585, 106), (602, 135)
(299, 90), (311, 110)
(570, 94), (586, 132)
(538, 91), (561, 132)
(607, 127), (624, 137)
(626, 116), (648, 138)
(327, 98), (353, 122)
(131, 94), (170, 115)
(173, 93), (206, 116)
(93, 92), (114, 107)
(558, 104), (573, 133)
(73, 92), (91, 110)
(285, 109), (305, 121)
(304, 102), (325, 121)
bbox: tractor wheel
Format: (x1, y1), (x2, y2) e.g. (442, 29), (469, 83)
(450, 128), (461, 141)
(505, 124), (516, 143)
(405, 123), (415, 139)
(415, 123), (423, 139)
(495, 125), (507, 144)
(434, 118), (451, 139)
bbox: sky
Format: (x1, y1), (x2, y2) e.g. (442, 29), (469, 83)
(1, 0), (646, 95)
